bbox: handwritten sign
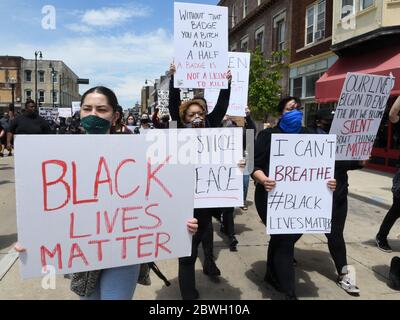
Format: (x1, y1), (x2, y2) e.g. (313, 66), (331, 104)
(174, 2), (228, 89)
(15, 135), (195, 279)
(71, 101), (81, 115)
(205, 52), (251, 117)
(143, 128), (243, 208)
(267, 134), (336, 234)
(39, 107), (58, 121)
(158, 90), (169, 108)
(58, 108), (72, 118)
(329, 72), (396, 160)
(180, 89), (195, 102)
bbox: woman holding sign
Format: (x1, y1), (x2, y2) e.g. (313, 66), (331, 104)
(252, 97), (337, 300)
(169, 63), (232, 300)
(15, 86), (198, 300)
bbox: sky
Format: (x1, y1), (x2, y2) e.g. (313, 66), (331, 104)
(0, 0), (219, 108)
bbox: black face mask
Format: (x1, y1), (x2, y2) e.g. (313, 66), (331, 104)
(141, 119), (149, 125)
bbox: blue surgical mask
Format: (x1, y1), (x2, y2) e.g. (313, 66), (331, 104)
(279, 109), (303, 133)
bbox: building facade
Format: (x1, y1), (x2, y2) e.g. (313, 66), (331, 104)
(218, 0), (292, 96)
(21, 59), (80, 109)
(0, 56), (23, 114)
(316, 0), (400, 172)
(289, 0), (337, 126)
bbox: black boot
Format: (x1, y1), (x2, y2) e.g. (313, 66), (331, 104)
(229, 236), (238, 252)
(203, 257), (221, 276)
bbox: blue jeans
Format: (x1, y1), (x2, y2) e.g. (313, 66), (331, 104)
(243, 174), (250, 203)
(81, 264), (140, 300)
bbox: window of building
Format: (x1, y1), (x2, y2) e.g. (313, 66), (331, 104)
(258, 0), (262, 5)
(25, 90), (32, 101)
(341, 0), (354, 18)
(277, 20), (285, 51)
(243, 0), (248, 18)
(360, 0), (374, 10)
(39, 90), (45, 103)
(240, 36), (249, 52)
(38, 71), (45, 83)
(305, 72), (323, 97)
(25, 70), (32, 82)
(255, 26), (265, 53)
(306, 0), (326, 45)
(293, 77), (303, 98)
(231, 43), (238, 52)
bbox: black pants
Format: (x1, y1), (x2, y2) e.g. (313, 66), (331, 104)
(179, 209), (213, 299)
(325, 196), (348, 275)
(221, 207), (235, 238)
(378, 196), (400, 239)
(255, 184), (302, 296)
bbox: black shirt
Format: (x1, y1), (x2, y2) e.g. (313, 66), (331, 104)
(9, 114), (51, 135)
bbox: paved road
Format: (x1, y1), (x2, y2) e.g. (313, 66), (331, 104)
(0, 155), (400, 300)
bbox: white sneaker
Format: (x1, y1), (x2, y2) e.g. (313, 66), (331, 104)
(337, 266), (360, 295)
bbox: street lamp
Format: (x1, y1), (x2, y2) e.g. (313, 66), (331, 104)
(49, 63), (56, 109)
(34, 51), (43, 105)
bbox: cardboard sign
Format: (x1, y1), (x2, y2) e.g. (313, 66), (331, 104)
(267, 134), (336, 234)
(205, 52), (251, 117)
(174, 2), (228, 89)
(329, 72), (396, 160)
(143, 128), (244, 208)
(58, 108), (72, 118)
(15, 135), (195, 279)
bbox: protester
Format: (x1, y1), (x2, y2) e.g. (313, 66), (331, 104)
(251, 97), (337, 300)
(242, 107), (257, 211)
(168, 63), (232, 299)
(152, 108), (170, 129)
(15, 86), (198, 300)
(126, 114), (136, 127)
(7, 100), (51, 152)
(112, 105), (132, 134)
(134, 113), (151, 134)
(377, 96), (400, 252)
(0, 123), (5, 157)
(309, 108), (364, 295)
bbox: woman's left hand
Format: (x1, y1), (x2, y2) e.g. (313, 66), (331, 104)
(187, 218), (198, 235)
(327, 179), (337, 191)
(227, 70), (232, 84)
(238, 159), (246, 169)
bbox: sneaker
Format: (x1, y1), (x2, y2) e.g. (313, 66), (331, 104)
(203, 258), (221, 277)
(337, 274), (360, 296)
(241, 205), (248, 211)
(376, 235), (392, 253)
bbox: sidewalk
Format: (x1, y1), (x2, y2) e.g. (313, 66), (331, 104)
(0, 156), (399, 300)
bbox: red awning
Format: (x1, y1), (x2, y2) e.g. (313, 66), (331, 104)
(316, 44), (400, 103)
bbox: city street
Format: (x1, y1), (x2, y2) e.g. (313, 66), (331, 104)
(1, 154), (399, 300)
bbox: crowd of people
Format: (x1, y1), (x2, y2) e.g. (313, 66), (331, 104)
(5, 65), (400, 300)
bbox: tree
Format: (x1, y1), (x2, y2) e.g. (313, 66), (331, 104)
(248, 48), (288, 121)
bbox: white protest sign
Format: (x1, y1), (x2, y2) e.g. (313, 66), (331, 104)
(15, 135), (195, 279)
(180, 89), (195, 102)
(58, 107), (72, 118)
(267, 134), (336, 234)
(72, 101), (81, 115)
(174, 2), (228, 89)
(329, 72), (396, 160)
(205, 52), (251, 117)
(143, 128), (244, 208)
(39, 107), (58, 121)
(158, 90), (169, 108)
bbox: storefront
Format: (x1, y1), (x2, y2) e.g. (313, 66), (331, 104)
(289, 53), (338, 127)
(316, 44), (400, 173)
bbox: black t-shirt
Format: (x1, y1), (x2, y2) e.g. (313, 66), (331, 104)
(9, 114), (51, 135)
